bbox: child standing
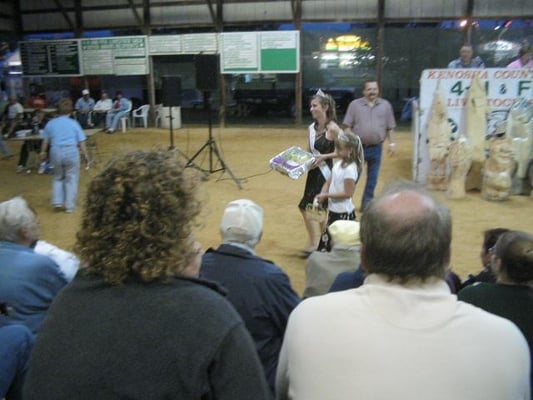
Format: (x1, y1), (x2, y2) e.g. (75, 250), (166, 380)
(315, 131), (364, 251)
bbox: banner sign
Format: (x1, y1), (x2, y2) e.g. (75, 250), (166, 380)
(414, 68), (533, 183)
(220, 31), (299, 74)
(20, 40), (81, 76)
(81, 36), (148, 75)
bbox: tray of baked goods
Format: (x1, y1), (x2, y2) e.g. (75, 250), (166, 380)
(269, 146), (315, 180)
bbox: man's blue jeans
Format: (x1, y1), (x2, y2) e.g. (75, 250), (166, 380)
(0, 324), (34, 400)
(361, 144), (383, 210)
(50, 145), (81, 211)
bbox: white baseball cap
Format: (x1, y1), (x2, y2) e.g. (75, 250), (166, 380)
(220, 199), (263, 247)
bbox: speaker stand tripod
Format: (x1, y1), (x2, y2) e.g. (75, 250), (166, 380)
(186, 91), (242, 189)
(166, 106), (197, 167)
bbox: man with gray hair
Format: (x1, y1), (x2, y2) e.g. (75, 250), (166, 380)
(276, 182), (530, 400)
(0, 197), (68, 334)
(201, 199), (300, 394)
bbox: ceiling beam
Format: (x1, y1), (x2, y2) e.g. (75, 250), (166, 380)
(143, 0), (151, 34)
(466, 0), (475, 44)
(74, 0), (83, 37)
(52, 0), (75, 32)
(126, 0), (144, 27)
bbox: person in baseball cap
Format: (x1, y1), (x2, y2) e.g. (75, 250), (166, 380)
(219, 199), (264, 248)
(201, 198), (300, 393)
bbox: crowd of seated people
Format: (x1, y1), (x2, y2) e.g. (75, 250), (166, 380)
(0, 89), (133, 172)
(1, 167), (531, 399)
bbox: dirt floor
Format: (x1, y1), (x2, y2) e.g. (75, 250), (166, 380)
(2, 123), (532, 295)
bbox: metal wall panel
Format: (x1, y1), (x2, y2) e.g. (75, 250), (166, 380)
(22, 13), (73, 30)
(0, 17), (14, 32)
(474, 0), (533, 18)
(150, 5), (213, 26)
(302, 0), (377, 21)
(20, 0), (75, 11)
(224, 2), (292, 23)
(81, 0), (141, 6)
(83, 9), (144, 29)
(0, 2), (13, 14)
(385, 0), (466, 19)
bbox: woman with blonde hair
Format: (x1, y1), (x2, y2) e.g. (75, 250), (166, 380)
(298, 89), (341, 256)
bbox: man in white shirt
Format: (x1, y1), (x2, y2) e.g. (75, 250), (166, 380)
(91, 91), (113, 128)
(2, 96), (24, 139)
(276, 181), (530, 400)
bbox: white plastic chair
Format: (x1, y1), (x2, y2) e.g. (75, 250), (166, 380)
(132, 104), (150, 128)
(119, 101), (133, 133)
(154, 104), (163, 127)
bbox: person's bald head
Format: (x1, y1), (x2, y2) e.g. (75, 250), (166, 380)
(360, 181), (452, 282)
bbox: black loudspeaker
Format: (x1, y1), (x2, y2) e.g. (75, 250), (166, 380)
(195, 55), (219, 91)
(161, 76), (182, 106)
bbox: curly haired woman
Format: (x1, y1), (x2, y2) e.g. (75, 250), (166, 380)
(24, 150), (271, 400)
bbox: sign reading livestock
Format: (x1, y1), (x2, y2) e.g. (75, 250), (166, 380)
(414, 68), (533, 199)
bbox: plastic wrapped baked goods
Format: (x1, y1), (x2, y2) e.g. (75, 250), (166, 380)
(269, 146), (315, 180)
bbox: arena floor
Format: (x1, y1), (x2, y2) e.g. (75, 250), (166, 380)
(2, 123), (532, 294)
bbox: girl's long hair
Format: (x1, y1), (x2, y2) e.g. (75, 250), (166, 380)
(336, 131), (364, 182)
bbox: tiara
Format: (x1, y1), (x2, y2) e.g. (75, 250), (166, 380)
(315, 88), (326, 98)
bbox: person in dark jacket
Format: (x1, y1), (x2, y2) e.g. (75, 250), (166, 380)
(201, 199), (300, 394)
(461, 227), (510, 289)
(24, 151), (271, 400)
(458, 230), (533, 393)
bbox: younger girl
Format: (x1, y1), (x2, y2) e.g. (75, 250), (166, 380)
(315, 131), (364, 251)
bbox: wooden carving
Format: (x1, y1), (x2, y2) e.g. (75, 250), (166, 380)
(426, 83), (451, 191)
(447, 136), (472, 199)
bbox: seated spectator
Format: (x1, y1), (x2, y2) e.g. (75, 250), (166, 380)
(0, 129), (13, 159)
(328, 262), (460, 295)
(507, 45), (533, 69)
(16, 110), (49, 174)
(458, 230), (533, 390)
(34, 240), (80, 282)
(0, 323), (34, 400)
(461, 227), (510, 288)
(329, 265), (366, 293)
(91, 91), (112, 128)
(0, 94), (14, 158)
(0, 197), (68, 334)
(74, 89), (95, 128)
(448, 44), (485, 69)
(201, 198), (300, 393)
(303, 220), (361, 298)
(444, 268), (462, 293)
(24, 151), (271, 400)
(105, 91), (131, 134)
(1, 95), (24, 140)
(276, 182), (530, 400)
(27, 93), (47, 110)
